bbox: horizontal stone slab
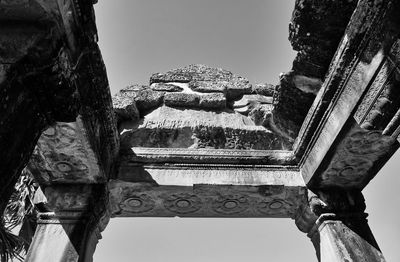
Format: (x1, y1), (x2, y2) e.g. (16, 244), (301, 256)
(120, 106), (291, 150)
(122, 147), (296, 165)
(118, 165), (304, 187)
(109, 179), (306, 218)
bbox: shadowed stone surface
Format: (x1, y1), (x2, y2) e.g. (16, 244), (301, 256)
(271, 0), (359, 140)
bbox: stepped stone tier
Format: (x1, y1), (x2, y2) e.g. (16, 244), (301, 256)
(1, 0), (400, 261)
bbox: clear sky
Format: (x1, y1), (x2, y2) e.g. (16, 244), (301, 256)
(93, 1), (400, 261)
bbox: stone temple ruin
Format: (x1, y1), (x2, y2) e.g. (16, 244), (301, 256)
(1, 0), (400, 261)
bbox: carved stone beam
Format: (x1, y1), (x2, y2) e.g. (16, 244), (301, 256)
(295, 190), (385, 262)
(110, 162), (307, 218)
(25, 184), (110, 262)
(295, 0), (400, 189)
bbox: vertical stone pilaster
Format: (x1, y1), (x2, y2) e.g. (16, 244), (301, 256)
(25, 185), (109, 262)
(307, 214), (385, 262)
(295, 190), (385, 262)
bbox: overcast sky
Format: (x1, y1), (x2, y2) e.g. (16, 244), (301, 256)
(93, 1), (400, 261)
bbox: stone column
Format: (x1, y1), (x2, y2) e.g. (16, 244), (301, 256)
(295, 190), (385, 262)
(25, 185), (109, 262)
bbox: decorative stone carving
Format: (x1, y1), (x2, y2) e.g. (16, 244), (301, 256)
(40, 185), (94, 211)
(256, 199), (293, 216)
(124, 147), (296, 165)
(211, 194), (249, 215)
(120, 106), (292, 150)
(118, 165), (304, 187)
(109, 178), (305, 218)
(317, 124), (398, 188)
(163, 193), (203, 214)
(353, 41), (400, 133)
(28, 117), (102, 184)
(119, 194), (155, 214)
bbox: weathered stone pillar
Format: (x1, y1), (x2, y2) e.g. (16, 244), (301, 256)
(25, 185), (109, 262)
(295, 190), (385, 262)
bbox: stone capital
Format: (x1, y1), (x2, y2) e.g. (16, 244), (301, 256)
(295, 189), (368, 235)
(294, 189), (381, 260)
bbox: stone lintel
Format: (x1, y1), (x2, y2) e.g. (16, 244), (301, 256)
(296, 0), (400, 188)
(122, 147), (296, 165)
(109, 179), (306, 218)
(118, 164), (304, 187)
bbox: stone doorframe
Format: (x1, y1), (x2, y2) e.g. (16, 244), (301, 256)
(1, 0), (400, 262)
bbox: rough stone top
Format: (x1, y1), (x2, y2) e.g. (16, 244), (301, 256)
(150, 64), (253, 100)
(113, 65), (292, 151)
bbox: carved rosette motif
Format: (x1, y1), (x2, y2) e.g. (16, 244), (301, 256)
(163, 193), (203, 214)
(28, 117), (101, 183)
(320, 127), (397, 187)
(211, 194), (249, 215)
(119, 194), (155, 214)
(256, 199), (293, 216)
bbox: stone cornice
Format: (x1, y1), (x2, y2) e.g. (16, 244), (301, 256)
(294, 0), (400, 188)
(122, 147), (296, 166)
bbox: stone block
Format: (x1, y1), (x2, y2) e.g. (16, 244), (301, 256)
(150, 83), (183, 92)
(199, 93), (226, 109)
(164, 92), (200, 107)
(234, 94), (273, 108)
(133, 90), (165, 114)
(252, 83), (275, 96)
(150, 72), (192, 84)
(226, 81), (252, 100)
(189, 81), (226, 93)
(112, 94), (140, 121)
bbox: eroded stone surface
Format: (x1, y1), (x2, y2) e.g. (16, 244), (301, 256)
(150, 64), (252, 100)
(115, 65), (291, 150)
(150, 83), (184, 92)
(28, 117), (103, 184)
(313, 124), (398, 188)
(113, 85), (164, 116)
(164, 92), (200, 108)
(289, 0), (358, 78)
(252, 83), (275, 96)
(199, 93), (226, 109)
(109, 176), (306, 217)
(271, 0), (359, 141)
(119, 106), (291, 150)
